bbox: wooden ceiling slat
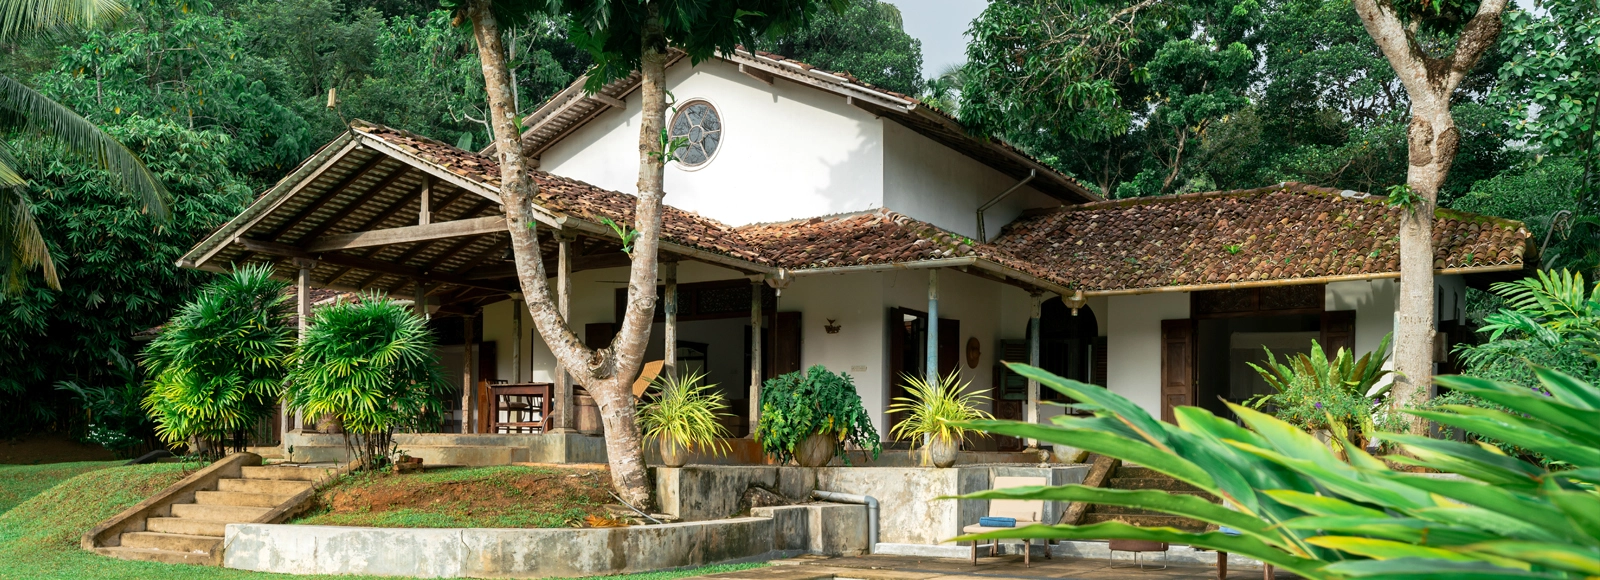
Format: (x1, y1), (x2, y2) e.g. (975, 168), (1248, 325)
(260, 153), (388, 240)
(352, 198), (496, 289)
(290, 168), (419, 244)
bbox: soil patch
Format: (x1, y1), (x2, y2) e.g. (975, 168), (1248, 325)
(293, 464), (614, 528)
(0, 433), (116, 465)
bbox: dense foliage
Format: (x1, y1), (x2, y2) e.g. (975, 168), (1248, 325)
(757, 365), (880, 465)
(754, 0), (923, 95)
(1245, 335), (1399, 452)
(140, 264), (293, 454)
(886, 372), (992, 447)
(285, 295), (449, 468)
(960, 363), (1600, 579)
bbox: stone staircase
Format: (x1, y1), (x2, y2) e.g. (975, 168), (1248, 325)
(1080, 465), (1216, 532)
(93, 464), (335, 565)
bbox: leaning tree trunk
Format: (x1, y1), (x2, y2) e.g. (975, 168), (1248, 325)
(468, 0), (664, 508)
(1353, 0), (1507, 434)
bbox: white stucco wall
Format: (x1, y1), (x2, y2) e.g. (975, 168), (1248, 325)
(540, 59), (885, 226)
(881, 121), (1060, 240)
(1326, 279), (1399, 359)
(1105, 293), (1192, 418)
(778, 272), (887, 434)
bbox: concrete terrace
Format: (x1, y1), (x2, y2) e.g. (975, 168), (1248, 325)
(700, 554), (1294, 579)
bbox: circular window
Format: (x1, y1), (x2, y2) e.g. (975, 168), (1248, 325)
(668, 100), (722, 168)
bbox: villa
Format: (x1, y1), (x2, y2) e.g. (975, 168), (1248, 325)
(179, 48), (1530, 450)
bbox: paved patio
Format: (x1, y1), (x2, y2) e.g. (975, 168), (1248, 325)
(700, 554), (1296, 580)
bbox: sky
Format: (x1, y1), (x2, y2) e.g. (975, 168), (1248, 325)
(884, 0), (989, 79)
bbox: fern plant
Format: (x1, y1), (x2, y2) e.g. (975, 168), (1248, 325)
(757, 365), (881, 465)
(140, 264), (293, 456)
(285, 295), (450, 469)
(636, 370), (732, 457)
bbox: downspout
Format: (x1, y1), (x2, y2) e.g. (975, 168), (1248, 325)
(976, 169), (1037, 243)
(812, 490), (878, 553)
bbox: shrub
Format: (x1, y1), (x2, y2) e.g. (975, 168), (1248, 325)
(140, 264), (293, 455)
(956, 363), (1600, 579)
(636, 370), (732, 456)
(757, 365), (880, 465)
(886, 372), (992, 449)
(1245, 334), (1400, 452)
(286, 295), (450, 469)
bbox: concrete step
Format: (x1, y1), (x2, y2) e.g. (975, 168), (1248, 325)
(245, 446), (285, 460)
(170, 502), (272, 522)
(402, 445), (515, 466)
(94, 546), (219, 565)
(241, 465), (336, 482)
(1084, 513), (1210, 532)
(146, 517), (228, 537)
(120, 531), (221, 554)
(1108, 477), (1202, 492)
(194, 490), (295, 508)
(218, 477), (313, 495)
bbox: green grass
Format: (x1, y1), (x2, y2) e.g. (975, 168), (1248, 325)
(291, 465), (610, 529)
(0, 463), (772, 579)
(0, 461), (122, 514)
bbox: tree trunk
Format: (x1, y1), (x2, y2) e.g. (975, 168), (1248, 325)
(467, 0), (662, 508)
(1351, 0), (1507, 434)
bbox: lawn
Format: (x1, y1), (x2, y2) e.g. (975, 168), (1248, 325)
(0, 462), (768, 580)
(0, 461), (122, 514)
(291, 464), (613, 528)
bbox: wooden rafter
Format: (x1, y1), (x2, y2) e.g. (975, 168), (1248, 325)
(291, 168), (422, 244)
(306, 216), (506, 253)
(234, 238), (515, 293)
(260, 154), (390, 240)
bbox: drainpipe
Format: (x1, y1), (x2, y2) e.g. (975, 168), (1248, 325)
(976, 169), (1037, 243)
(812, 490), (878, 553)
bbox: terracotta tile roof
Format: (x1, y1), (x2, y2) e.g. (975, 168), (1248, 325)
(737, 209), (976, 269)
(990, 183), (1532, 293)
(353, 121), (767, 263)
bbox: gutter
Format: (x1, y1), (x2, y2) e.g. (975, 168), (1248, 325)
(1076, 263), (1528, 298)
(976, 169), (1036, 243)
(783, 257), (1073, 298)
(811, 490), (878, 553)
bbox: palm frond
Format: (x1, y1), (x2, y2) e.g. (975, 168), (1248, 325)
(0, 0), (128, 41)
(0, 186), (57, 291)
(0, 75), (168, 219)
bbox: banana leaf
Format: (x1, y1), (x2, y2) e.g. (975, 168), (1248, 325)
(949, 521), (1326, 577)
(1282, 515), (1504, 546)
(1325, 557), (1563, 578)
(957, 484), (1275, 540)
(1403, 409), (1600, 468)
(1459, 540), (1600, 575)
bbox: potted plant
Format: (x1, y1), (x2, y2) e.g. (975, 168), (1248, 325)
(887, 373), (993, 468)
(757, 365), (880, 467)
(1246, 334), (1398, 458)
(636, 370), (732, 468)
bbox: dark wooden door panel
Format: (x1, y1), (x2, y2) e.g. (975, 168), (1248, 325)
(1321, 310), (1357, 358)
(1160, 319), (1196, 423)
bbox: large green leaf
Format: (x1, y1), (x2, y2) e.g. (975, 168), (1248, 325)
(1388, 475), (1591, 545)
(1006, 362), (1172, 449)
(1262, 490), (1387, 518)
(955, 419), (1217, 490)
(957, 484), (1273, 539)
(951, 521), (1326, 576)
(1433, 375), (1600, 442)
(1306, 536), (1480, 561)
(1405, 409), (1600, 468)
(1282, 516), (1504, 546)
(1382, 433), (1545, 487)
(1325, 557), (1559, 578)
(1459, 540), (1600, 575)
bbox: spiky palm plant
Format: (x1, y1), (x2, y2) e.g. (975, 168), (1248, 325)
(887, 372), (992, 450)
(636, 370), (732, 457)
(141, 264), (293, 455)
(1246, 335), (1395, 452)
(0, 0), (169, 293)
(286, 295), (449, 469)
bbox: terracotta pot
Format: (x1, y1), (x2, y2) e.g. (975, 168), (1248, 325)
(575, 394), (602, 435)
(794, 433), (837, 467)
(925, 435), (960, 468)
(659, 436), (689, 468)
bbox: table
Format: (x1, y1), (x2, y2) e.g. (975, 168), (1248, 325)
(487, 382), (552, 433)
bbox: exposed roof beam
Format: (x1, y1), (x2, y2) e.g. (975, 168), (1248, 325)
(260, 154), (390, 240)
(588, 93), (626, 108)
(233, 238), (515, 293)
(306, 216), (506, 253)
(738, 63), (773, 85)
(290, 168), (422, 244)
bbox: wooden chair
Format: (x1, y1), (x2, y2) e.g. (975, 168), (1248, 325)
(962, 476), (1051, 567)
(1109, 539), (1169, 569)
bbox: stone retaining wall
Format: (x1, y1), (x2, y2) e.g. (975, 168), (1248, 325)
(223, 503), (867, 578)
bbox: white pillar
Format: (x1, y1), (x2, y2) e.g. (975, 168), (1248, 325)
(663, 261), (678, 379)
(553, 233), (574, 432)
(749, 275), (764, 436)
(927, 269), (939, 385)
(1027, 293), (1042, 448)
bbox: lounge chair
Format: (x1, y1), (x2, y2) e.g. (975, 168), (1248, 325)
(962, 476), (1052, 567)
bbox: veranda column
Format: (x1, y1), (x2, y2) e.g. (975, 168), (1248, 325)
(291, 258), (316, 436)
(927, 269), (939, 386)
(413, 281), (428, 318)
(662, 261), (678, 379)
(1026, 293), (1042, 449)
(418, 178), (432, 225)
(552, 233), (575, 432)
(748, 275), (765, 436)
(510, 293), (523, 383)
(462, 311), (475, 434)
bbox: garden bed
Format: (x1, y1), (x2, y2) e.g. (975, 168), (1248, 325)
(291, 464), (615, 528)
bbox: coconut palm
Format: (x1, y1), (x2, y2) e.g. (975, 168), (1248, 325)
(0, 0), (168, 293)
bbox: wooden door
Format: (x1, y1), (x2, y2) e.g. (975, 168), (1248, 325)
(1160, 319), (1196, 423)
(937, 319), (961, 378)
(1321, 310), (1356, 358)
(767, 312), (802, 376)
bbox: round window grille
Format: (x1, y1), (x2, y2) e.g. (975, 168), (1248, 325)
(668, 100), (722, 167)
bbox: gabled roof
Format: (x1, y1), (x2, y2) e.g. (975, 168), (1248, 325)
(505, 49), (1099, 205)
(989, 182), (1532, 295)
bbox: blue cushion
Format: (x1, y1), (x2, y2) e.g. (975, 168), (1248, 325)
(978, 516), (1017, 527)
(1219, 526), (1242, 536)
